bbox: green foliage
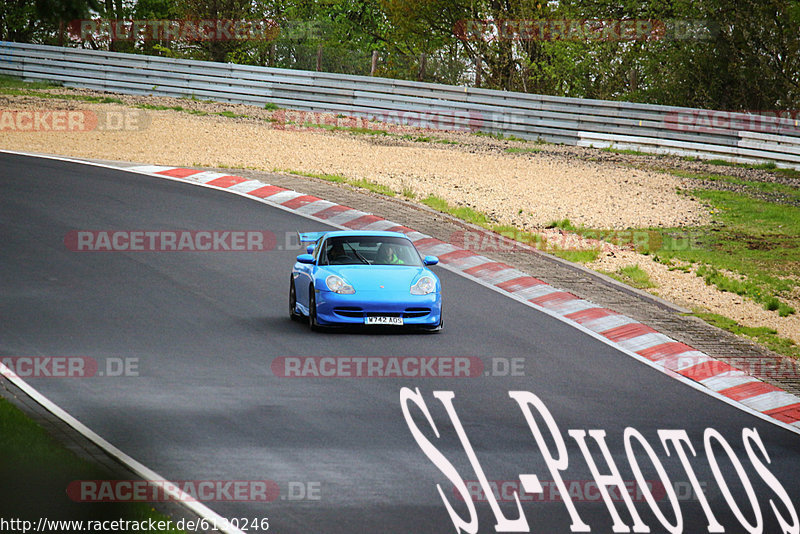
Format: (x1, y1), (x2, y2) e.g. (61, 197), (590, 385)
(473, 131), (527, 142)
(533, 170), (799, 318)
(5, 0), (800, 109)
(546, 218), (579, 231)
(0, 78), (130, 105)
(505, 146), (541, 154)
(603, 265), (656, 289)
(694, 311), (800, 360)
(550, 248), (602, 263)
(401, 185), (416, 198)
(278, 169), (396, 196)
(420, 195), (490, 225)
(653, 180), (799, 316)
(776, 167), (800, 179)
(216, 110), (247, 118)
(492, 225), (544, 246)
(349, 177), (396, 196)
(0, 398), (182, 528)
(617, 265), (657, 289)
(0, 75), (60, 89)
(600, 147), (648, 156)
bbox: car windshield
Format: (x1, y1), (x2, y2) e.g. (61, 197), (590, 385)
(321, 236), (422, 266)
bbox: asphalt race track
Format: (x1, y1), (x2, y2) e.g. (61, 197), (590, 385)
(2, 151), (800, 533)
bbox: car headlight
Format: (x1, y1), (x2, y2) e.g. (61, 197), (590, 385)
(326, 275), (355, 294)
(411, 276), (436, 295)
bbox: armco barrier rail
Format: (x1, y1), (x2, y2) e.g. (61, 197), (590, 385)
(2, 41), (800, 169)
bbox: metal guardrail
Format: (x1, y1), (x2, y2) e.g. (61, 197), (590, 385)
(2, 41), (800, 169)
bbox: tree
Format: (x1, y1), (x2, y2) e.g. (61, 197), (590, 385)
(0, 0), (99, 44)
(0, 0), (38, 42)
(177, 0), (272, 62)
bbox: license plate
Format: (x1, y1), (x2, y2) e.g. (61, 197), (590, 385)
(365, 316), (403, 325)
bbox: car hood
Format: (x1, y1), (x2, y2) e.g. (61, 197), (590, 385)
(321, 265), (433, 292)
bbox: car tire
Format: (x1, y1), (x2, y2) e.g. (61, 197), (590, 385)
(289, 277), (302, 322)
(308, 286), (321, 332)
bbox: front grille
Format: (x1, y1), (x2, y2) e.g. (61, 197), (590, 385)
(333, 308), (432, 319)
(333, 307), (364, 318)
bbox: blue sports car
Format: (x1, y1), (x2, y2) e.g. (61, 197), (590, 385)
(289, 230), (443, 331)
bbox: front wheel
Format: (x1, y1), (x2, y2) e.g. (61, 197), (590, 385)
(289, 277), (302, 322)
(308, 286), (321, 331)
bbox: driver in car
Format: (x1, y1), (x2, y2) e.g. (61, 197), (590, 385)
(377, 243), (405, 265)
(328, 241), (348, 264)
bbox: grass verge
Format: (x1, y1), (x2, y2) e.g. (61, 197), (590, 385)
(505, 147), (541, 154)
(546, 176), (799, 317)
(0, 75), (125, 104)
(0, 396), (182, 528)
(473, 131), (528, 142)
(299, 121), (461, 145)
(418, 201), (601, 262)
(548, 248), (602, 263)
(0, 75), (61, 90)
(604, 265), (657, 289)
(693, 311), (800, 360)
(600, 146), (648, 156)
(659, 183), (798, 316)
(420, 195), (489, 226)
(277, 169), (396, 197)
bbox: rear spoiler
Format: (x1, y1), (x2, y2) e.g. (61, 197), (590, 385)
(298, 231), (328, 244)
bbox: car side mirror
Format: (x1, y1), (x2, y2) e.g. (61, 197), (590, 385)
(297, 254), (315, 264)
(423, 255), (439, 266)
(306, 244), (315, 254)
